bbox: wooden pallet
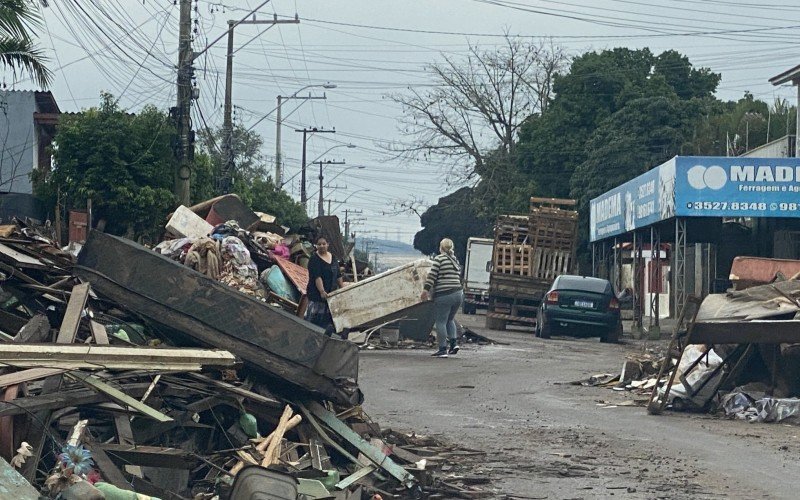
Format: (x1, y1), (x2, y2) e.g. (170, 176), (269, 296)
(493, 244), (533, 275)
(531, 248), (574, 281)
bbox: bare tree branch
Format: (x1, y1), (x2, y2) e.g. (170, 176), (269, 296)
(387, 35), (568, 182)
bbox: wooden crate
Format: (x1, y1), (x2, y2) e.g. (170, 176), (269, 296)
(493, 243), (532, 275)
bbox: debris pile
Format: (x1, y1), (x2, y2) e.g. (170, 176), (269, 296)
(587, 274), (800, 422)
(0, 221), (490, 498)
(158, 195), (366, 317)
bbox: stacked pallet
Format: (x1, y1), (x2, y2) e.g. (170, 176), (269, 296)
(529, 197), (579, 281)
(493, 215), (532, 275)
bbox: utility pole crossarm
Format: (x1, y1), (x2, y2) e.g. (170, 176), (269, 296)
(220, 16), (301, 193)
(294, 128), (337, 212)
(317, 159), (346, 217)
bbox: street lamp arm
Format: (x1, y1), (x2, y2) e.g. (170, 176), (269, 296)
(331, 189), (371, 214)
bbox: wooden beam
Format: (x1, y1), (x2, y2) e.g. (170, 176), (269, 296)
(89, 320), (109, 344)
(0, 367), (64, 387)
(66, 372), (173, 423)
(0, 383), (185, 417)
(95, 443), (198, 469)
(20, 282), (90, 480)
(303, 400), (417, 489)
(0, 344), (238, 371)
(56, 282), (90, 343)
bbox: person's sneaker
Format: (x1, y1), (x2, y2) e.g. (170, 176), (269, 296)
(431, 348), (449, 358)
(448, 345), (460, 355)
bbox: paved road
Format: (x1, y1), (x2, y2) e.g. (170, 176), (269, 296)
(358, 314), (800, 499)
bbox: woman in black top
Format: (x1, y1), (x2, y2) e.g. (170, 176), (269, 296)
(305, 236), (343, 333)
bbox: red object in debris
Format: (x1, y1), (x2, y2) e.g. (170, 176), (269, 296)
(274, 257), (309, 295)
(68, 210), (89, 244)
(729, 256), (800, 290)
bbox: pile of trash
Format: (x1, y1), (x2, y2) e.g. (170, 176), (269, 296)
(154, 195), (364, 314)
(583, 273), (800, 422)
(0, 220), (490, 499)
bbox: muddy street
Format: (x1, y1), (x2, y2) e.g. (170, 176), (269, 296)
(359, 314), (800, 499)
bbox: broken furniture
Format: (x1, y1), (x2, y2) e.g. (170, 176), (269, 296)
(648, 279), (800, 414)
(327, 259), (432, 334)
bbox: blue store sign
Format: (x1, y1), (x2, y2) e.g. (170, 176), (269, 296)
(590, 156), (800, 242)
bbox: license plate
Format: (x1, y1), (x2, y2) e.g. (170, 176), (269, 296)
(574, 300), (593, 308)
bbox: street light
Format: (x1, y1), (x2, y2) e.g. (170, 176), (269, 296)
(323, 165), (365, 187)
(274, 83), (336, 185)
(330, 188), (371, 214)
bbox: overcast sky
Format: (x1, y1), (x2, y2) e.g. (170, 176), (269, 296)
(15, 0), (800, 244)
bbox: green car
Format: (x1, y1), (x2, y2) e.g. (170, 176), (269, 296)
(535, 275), (622, 343)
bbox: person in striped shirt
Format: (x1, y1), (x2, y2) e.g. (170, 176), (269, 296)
(421, 238), (464, 358)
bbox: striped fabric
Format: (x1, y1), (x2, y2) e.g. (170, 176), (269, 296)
(424, 253), (463, 296)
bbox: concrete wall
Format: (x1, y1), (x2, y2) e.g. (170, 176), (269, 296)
(0, 91), (37, 194)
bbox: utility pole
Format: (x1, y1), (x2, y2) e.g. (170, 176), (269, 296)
(276, 91), (328, 186)
(343, 209), (362, 242)
(221, 16), (299, 192)
(175, 0), (194, 206)
(317, 159), (345, 217)
(295, 127), (335, 208)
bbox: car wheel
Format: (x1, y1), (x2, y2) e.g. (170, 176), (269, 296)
(538, 319), (551, 339)
(601, 322), (622, 343)
(462, 302), (470, 314)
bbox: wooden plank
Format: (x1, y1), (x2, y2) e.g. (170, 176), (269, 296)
(85, 439), (133, 488)
(0, 383), (155, 417)
(56, 282), (90, 343)
(0, 344), (237, 371)
(0, 242), (47, 269)
(335, 465), (376, 490)
(0, 367), (65, 387)
(89, 320), (109, 344)
(66, 372), (173, 423)
(95, 443), (198, 469)
(20, 282), (91, 481)
(303, 401), (417, 488)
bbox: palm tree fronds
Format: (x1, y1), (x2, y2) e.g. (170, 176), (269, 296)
(0, 36), (52, 88)
(0, 0), (42, 41)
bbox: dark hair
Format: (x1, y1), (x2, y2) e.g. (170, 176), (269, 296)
(315, 235), (328, 244)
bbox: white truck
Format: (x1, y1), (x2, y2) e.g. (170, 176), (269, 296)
(462, 237), (494, 314)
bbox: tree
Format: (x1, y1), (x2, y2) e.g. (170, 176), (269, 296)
(197, 124), (270, 183)
(389, 36), (567, 183)
(35, 94), (176, 238)
(0, 0), (51, 87)
(235, 176), (308, 231)
(413, 187), (492, 263)
(196, 124), (309, 230)
(517, 48), (720, 198)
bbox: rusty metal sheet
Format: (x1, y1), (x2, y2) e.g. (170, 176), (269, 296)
(729, 256), (800, 290)
(274, 257), (309, 295)
(76, 231), (361, 406)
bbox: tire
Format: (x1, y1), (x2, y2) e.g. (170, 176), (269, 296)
(485, 315), (507, 331)
(462, 302), (470, 314)
(601, 322), (622, 343)
(538, 318), (551, 339)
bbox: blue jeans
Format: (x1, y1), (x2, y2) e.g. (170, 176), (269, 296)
(433, 290), (463, 349)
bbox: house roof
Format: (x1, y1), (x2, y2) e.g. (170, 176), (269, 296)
(769, 64), (800, 86)
(33, 91), (59, 114)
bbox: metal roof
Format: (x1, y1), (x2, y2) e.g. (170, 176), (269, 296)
(769, 64), (800, 86)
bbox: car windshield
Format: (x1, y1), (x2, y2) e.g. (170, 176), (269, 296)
(556, 276), (612, 294)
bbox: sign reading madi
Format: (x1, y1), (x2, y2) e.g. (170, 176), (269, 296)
(589, 156), (800, 242)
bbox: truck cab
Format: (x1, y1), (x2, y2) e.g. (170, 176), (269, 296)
(463, 237), (493, 314)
